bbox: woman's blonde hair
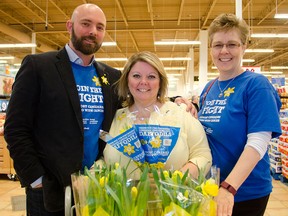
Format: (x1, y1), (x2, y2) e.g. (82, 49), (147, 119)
(116, 51), (168, 107)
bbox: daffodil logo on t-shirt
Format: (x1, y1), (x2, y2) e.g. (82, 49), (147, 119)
(224, 87), (235, 97)
(92, 76), (101, 86)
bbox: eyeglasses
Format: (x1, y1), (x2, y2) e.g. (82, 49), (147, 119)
(211, 42), (242, 51)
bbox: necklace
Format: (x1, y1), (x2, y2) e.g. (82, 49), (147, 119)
(217, 77), (236, 98)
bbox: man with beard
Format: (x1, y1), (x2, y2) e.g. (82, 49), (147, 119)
(4, 4), (121, 215)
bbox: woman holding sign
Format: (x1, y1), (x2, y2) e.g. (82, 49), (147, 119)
(103, 51), (211, 179)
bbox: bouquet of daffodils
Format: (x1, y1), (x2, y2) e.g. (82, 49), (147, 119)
(71, 162), (153, 216)
(71, 162), (219, 216)
(151, 166), (219, 216)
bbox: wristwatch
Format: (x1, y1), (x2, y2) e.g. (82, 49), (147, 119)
(220, 181), (237, 196)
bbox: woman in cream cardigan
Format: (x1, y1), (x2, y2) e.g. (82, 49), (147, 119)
(104, 51), (211, 179)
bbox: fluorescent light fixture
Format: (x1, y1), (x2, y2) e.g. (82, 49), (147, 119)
(0, 43), (37, 48)
(9, 68), (19, 72)
(0, 60), (8, 63)
(168, 78), (179, 81)
(208, 72), (219, 75)
(274, 13), (288, 19)
(102, 42), (117, 46)
(251, 33), (288, 38)
(97, 58), (127, 61)
(242, 59), (255, 62)
(245, 49), (274, 53)
(154, 40), (200, 45)
(165, 67), (186, 70)
(160, 57), (191, 61)
(271, 66), (288, 69)
(14, 63), (21, 66)
(0, 56), (14, 60)
(167, 73), (182, 77)
(260, 71), (283, 74)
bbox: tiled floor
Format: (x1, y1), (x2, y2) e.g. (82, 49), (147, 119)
(0, 174), (287, 216)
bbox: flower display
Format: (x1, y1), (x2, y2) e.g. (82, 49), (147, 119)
(151, 167), (219, 216)
(73, 106), (218, 215)
(71, 162), (152, 216)
(71, 163), (219, 216)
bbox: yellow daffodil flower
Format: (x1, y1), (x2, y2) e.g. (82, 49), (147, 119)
(172, 170), (183, 183)
(100, 176), (108, 187)
(131, 186), (138, 199)
(93, 206), (110, 216)
(201, 178), (219, 197)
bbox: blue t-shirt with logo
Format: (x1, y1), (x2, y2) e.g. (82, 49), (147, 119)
(71, 62), (104, 170)
(198, 71), (281, 202)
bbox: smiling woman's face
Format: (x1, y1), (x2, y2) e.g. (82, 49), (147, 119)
(210, 29), (246, 75)
(128, 61), (160, 106)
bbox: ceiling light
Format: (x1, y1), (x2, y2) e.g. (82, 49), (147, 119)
(160, 57), (191, 61)
(167, 73), (182, 77)
(0, 43), (37, 48)
(208, 72), (219, 75)
(274, 0), (288, 19)
(274, 14), (288, 19)
(165, 67), (186, 70)
(242, 59), (255, 62)
(102, 42), (117, 46)
(260, 71), (283, 74)
(0, 60), (8, 63)
(0, 56), (14, 60)
(169, 78), (179, 81)
(154, 40), (200, 45)
(245, 49), (274, 53)
(251, 33), (288, 38)
(271, 66), (288, 69)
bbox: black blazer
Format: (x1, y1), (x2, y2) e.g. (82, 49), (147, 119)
(4, 48), (121, 211)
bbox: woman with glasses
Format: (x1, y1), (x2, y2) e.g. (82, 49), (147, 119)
(198, 13), (281, 216)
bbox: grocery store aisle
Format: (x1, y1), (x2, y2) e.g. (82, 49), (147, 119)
(0, 174), (287, 216)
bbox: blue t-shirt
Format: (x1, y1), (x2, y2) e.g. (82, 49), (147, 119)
(71, 62), (104, 170)
(198, 71), (282, 202)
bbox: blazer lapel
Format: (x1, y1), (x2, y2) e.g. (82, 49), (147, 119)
(94, 62), (112, 107)
(55, 49), (84, 133)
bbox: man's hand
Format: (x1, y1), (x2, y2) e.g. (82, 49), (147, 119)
(174, 97), (198, 118)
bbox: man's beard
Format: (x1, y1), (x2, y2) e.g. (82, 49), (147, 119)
(71, 28), (102, 55)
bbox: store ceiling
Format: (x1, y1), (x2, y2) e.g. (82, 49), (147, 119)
(0, 0), (288, 78)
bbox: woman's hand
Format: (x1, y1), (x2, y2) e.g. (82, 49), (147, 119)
(174, 97), (198, 118)
(214, 187), (234, 216)
(180, 162), (199, 179)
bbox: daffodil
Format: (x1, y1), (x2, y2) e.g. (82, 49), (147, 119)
(201, 178), (219, 197)
(131, 186), (138, 199)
